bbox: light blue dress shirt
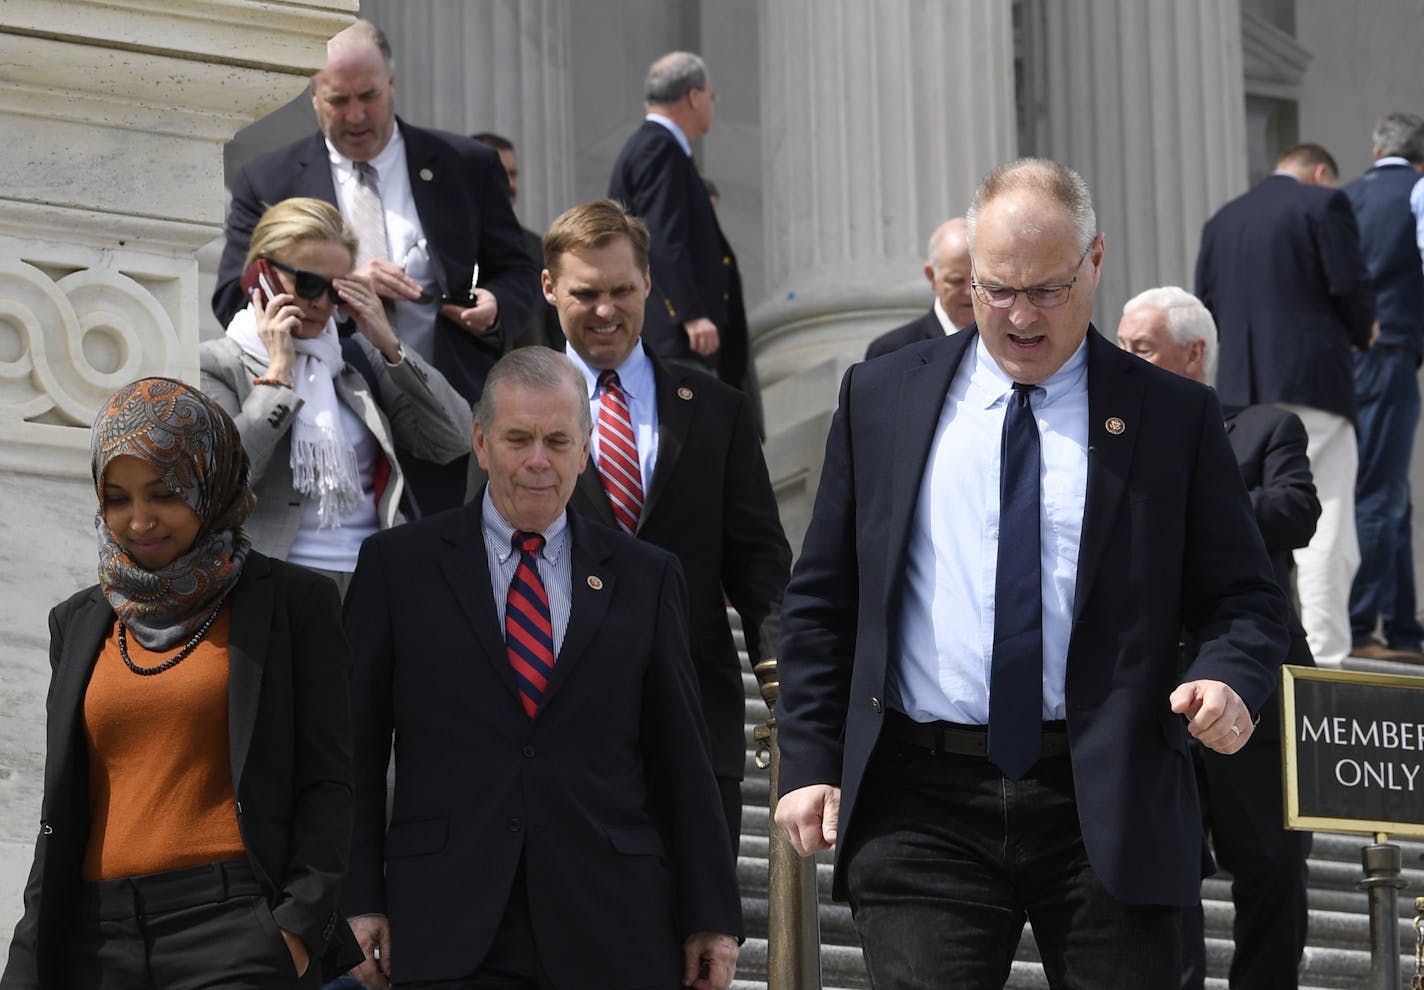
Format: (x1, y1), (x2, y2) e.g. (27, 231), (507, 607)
(566, 343), (660, 495)
(890, 336), (1090, 724)
(482, 490), (573, 657)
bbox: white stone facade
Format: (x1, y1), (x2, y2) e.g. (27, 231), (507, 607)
(2, 0), (1423, 963)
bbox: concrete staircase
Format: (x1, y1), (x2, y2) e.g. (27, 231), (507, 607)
(728, 629), (1424, 989)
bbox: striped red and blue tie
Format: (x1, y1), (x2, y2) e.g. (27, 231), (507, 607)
(505, 531), (554, 718)
(596, 370), (643, 534)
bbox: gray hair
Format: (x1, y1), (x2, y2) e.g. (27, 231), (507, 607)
(926, 217), (968, 267)
(1372, 112), (1424, 163)
(327, 18), (395, 74)
(644, 51), (707, 105)
(1121, 286), (1219, 384)
(966, 158), (1097, 253)
(474, 347), (592, 435)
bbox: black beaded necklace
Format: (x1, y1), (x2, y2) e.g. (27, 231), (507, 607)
(117, 596), (227, 676)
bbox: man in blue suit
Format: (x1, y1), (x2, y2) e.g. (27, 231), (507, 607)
(1343, 114), (1424, 662)
(1196, 143), (1375, 667)
(775, 159), (1291, 988)
(213, 20), (538, 513)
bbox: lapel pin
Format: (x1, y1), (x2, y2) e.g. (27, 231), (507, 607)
(1105, 417), (1125, 435)
(677, 387), (693, 401)
(587, 575), (604, 590)
(419, 168), (434, 181)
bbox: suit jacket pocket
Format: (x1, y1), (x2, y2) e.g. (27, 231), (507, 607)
(385, 819), (448, 859)
(604, 823), (665, 859)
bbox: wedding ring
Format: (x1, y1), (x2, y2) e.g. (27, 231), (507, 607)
(1229, 724), (1241, 737)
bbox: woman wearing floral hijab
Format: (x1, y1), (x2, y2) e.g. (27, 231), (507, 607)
(1, 377), (360, 989)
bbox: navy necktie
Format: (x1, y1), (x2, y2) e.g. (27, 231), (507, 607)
(988, 382), (1043, 780)
(505, 531), (554, 718)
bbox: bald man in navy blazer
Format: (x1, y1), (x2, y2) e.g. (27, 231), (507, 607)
(214, 20), (537, 513)
(775, 160), (1290, 988)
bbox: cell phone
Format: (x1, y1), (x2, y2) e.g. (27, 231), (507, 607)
(439, 289), (479, 309)
(240, 258), (282, 308)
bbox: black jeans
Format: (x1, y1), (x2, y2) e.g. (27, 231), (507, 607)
(844, 739), (1181, 989)
(62, 859), (312, 990)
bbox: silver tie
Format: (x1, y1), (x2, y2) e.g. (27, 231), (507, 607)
(350, 161), (390, 267)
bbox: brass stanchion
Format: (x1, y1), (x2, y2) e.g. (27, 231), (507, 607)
(753, 658), (823, 990)
(1360, 833), (1404, 990)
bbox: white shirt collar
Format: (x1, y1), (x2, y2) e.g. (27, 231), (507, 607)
(326, 123), (406, 182)
(645, 113), (693, 157)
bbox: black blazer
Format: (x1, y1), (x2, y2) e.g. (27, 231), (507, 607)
(570, 357), (790, 779)
(342, 506), (743, 988)
(213, 120), (538, 405)
(1195, 173), (1374, 421)
(1222, 403), (1319, 739)
(865, 308), (942, 360)
(608, 121), (734, 378)
(2, 554), (359, 989)
(776, 328), (1292, 907)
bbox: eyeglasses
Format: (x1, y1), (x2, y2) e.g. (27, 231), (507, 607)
(971, 241), (1093, 310)
(269, 259), (342, 304)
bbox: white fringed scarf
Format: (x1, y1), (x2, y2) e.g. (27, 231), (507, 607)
(226, 305), (361, 527)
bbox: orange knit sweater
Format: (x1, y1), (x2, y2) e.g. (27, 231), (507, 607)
(82, 607), (246, 881)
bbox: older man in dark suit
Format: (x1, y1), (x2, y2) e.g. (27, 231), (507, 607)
(865, 217), (976, 359)
(543, 200), (791, 845)
(1195, 143), (1375, 667)
(775, 159), (1291, 988)
(1118, 285), (1318, 990)
(608, 52), (747, 390)
(213, 19), (537, 513)
(341, 347), (742, 990)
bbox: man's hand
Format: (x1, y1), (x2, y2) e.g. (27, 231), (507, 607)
(774, 783), (840, 855)
(682, 931), (738, 990)
(353, 259), (425, 302)
(347, 913), (392, 988)
(279, 928), (310, 977)
(1170, 679), (1254, 754)
(440, 287), (499, 334)
(683, 317), (720, 356)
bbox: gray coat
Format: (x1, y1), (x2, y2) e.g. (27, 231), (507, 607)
(200, 335), (473, 562)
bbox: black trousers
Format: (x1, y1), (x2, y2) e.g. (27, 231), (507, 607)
(844, 737), (1181, 989)
(1180, 736), (1312, 990)
(62, 859), (313, 990)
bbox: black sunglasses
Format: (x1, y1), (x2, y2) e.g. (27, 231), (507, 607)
(268, 259), (342, 304)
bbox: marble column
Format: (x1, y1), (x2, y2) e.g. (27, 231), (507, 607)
(358, 0), (576, 234)
(753, 0), (1018, 549)
(0, 0), (353, 948)
(1021, 0), (1247, 333)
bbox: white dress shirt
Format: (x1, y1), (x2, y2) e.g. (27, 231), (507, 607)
(890, 335), (1090, 724)
(327, 127), (442, 362)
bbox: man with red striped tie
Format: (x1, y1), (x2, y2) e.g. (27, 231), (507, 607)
(545, 200), (791, 846)
(342, 346), (743, 989)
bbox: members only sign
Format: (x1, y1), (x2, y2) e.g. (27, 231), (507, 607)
(1282, 665), (1424, 837)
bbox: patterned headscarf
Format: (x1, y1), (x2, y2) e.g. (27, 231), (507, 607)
(92, 377), (255, 649)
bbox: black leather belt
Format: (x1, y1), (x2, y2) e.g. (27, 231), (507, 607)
(882, 709), (1070, 758)
(79, 859), (263, 920)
